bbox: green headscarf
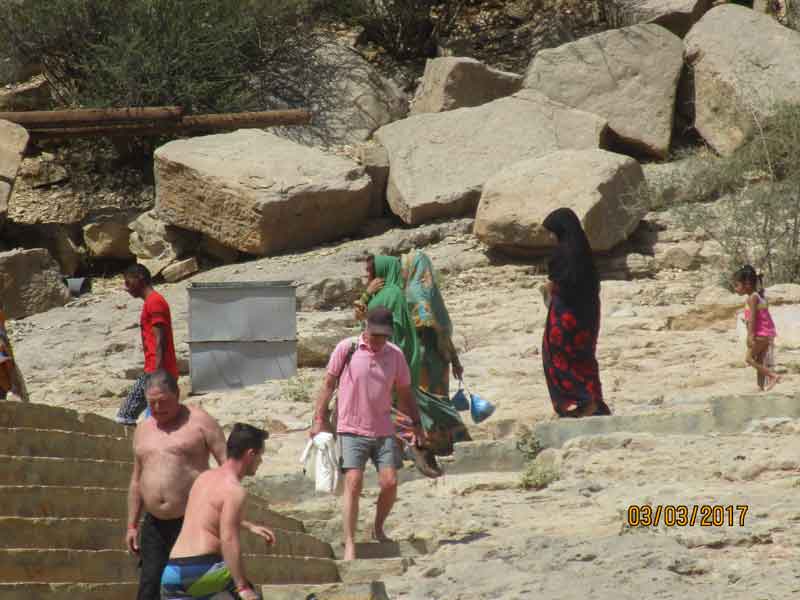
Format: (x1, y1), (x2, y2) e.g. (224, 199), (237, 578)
(367, 255), (421, 386)
(402, 251), (453, 335)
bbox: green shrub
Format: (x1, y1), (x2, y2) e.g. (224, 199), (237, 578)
(315, 0), (465, 60)
(0, 0), (313, 112)
(516, 430), (544, 462)
(633, 103), (800, 285)
(282, 372), (315, 403)
(520, 462), (559, 491)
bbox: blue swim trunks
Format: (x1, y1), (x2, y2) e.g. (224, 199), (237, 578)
(160, 554), (243, 599)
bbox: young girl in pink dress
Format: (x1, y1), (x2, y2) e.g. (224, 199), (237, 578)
(733, 265), (780, 391)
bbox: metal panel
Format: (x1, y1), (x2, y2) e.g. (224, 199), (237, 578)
(187, 281), (296, 342)
(187, 281), (298, 393)
(189, 341), (297, 392)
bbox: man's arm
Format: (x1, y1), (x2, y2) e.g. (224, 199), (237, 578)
(220, 487), (258, 599)
(241, 520), (276, 545)
(152, 324), (166, 370)
(125, 438), (144, 554)
(310, 373), (337, 437)
(198, 408), (226, 466)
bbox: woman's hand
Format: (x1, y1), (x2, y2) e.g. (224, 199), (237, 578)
(366, 278), (385, 295)
(354, 301), (367, 321)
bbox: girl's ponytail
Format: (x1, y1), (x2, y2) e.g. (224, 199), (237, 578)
(757, 272), (766, 298)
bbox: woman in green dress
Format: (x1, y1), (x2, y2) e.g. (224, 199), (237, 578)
(356, 253), (470, 476)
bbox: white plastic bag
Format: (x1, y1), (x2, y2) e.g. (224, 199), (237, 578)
(300, 432), (343, 496)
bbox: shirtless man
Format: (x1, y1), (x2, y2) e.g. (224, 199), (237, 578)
(161, 423), (271, 600)
(126, 370), (273, 600)
(126, 369), (225, 600)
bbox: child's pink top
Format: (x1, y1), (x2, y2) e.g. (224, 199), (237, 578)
(744, 293), (777, 338)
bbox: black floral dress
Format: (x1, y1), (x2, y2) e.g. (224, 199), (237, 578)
(542, 284), (610, 417)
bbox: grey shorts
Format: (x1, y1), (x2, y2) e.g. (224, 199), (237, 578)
(339, 433), (401, 472)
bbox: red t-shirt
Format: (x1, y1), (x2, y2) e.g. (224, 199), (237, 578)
(141, 291), (178, 379)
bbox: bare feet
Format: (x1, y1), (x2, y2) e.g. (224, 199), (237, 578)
(343, 541), (356, 561)
(765, 374), (781, 391)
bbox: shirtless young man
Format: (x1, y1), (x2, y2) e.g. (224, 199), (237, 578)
(126, 371), (275, 600)
(161, 424), (272, 600)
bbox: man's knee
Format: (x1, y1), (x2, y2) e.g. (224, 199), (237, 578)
(344, 468), (364, 493)
(378, 469), (397, 491)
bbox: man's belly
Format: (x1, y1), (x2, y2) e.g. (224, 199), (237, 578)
(140, 460), (200, 519)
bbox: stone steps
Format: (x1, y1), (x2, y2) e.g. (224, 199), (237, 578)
(0, 402), (129, 437)
(533, 394), (800, 448)
(336, 557), (411, 583)
(0, 518), (331, 557)
(261, 581), (390, 600)
(0, 486), (305, 531)
(0, 427), (130, 461)
(0, 580), (392, 600)
(0, 455), (132, 487)
(332, 539), (430, 560)
(0, 582), (138, 600)
(0, 550), (340, 585)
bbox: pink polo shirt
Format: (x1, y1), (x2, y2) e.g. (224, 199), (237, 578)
(327, 334), (411, 438)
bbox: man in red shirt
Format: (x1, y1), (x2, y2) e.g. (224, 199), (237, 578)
(116, 264), (179, 426)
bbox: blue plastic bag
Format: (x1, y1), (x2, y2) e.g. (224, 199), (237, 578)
(451, 382), (469, 412)
(469, 393), (495, 424)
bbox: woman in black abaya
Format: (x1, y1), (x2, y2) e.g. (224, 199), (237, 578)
(541, 208), (611, 418)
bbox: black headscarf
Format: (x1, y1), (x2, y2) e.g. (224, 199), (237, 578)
(543, 208), (600, 313)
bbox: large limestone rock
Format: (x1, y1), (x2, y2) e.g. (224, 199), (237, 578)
(410, 57), (523, 115)
(474, 149), (645, 255)
(155, 130), (373, 256)
(0, 248), (70, 319)
(274, 40), (408, 147)
(83, 219), (134, 260)
(684, 4), (800, 155)
(524, 24), (684, 159)
(374, 90), (609, 226)
(128, 211), (199, 277)
(356, 143), (390, 217)
(602, 0), (713, 37)
(0, 119), (29, 222)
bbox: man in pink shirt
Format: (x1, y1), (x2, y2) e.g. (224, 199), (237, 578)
(311, 307), (423, 561)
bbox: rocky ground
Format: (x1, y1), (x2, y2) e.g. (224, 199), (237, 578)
(8, 210), (800, 599)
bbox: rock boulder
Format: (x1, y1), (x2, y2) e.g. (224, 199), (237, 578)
(684, 4), (800, 155)
(83, 219), (134, 260)
(128, 211), (199, 277)
(0, 119), (29, 223)
(273, 40), (407, 147)
(155, 130), (373, 256)
(524, 24), (684, 159)
(0, 248), (70, 319)
(474, 149), (645, 254)
(374, 90), (609, 226)
(410, 57), (523, 115)
(602, 0), (713, 37)
(356, 143), (390, 217)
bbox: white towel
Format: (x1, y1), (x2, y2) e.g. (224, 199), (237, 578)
(300, 432), (343, 496)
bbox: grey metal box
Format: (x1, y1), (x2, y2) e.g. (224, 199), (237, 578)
(187, 281), (297, 393)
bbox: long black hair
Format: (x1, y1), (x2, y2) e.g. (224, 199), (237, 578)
(733, 264), (765, 298)
(543, 207), (600, 311)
